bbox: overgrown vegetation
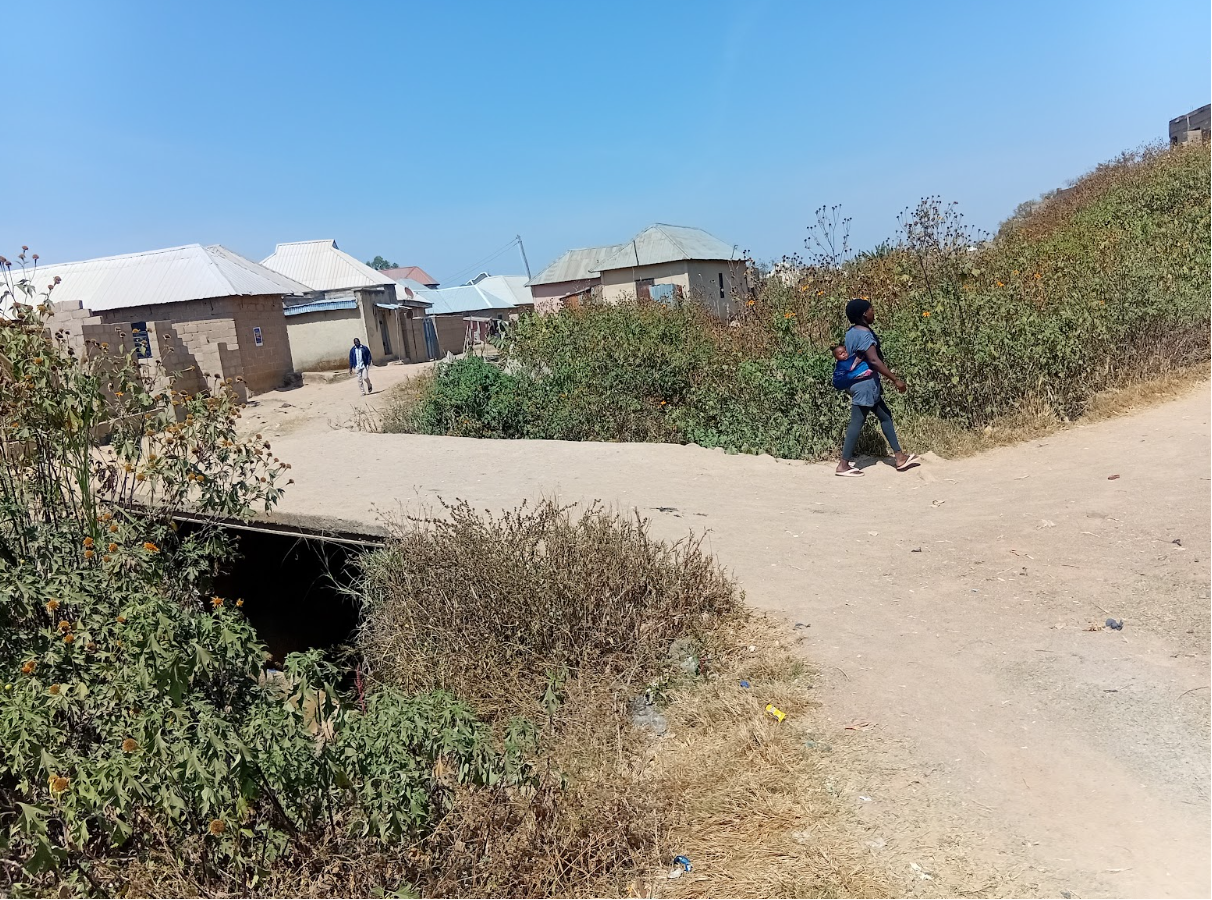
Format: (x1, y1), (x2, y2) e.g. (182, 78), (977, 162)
(358, 499), (738, 706)
(385, 143), (1211, 459)
(354, 500), (886, 897)
(4, 262), (830, 897)
(356, 499), (737, 895)
(0, 268), (529, 896)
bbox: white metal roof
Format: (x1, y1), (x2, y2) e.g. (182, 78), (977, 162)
(526, 243), (628, 286)
(593, 224), (738, 272)
(392, 278), (435, 299)
(283, 298), (359, 317)
(260, 239), (397, 292)
(474, 275), (532, 306)
(8, 244), (311, 313)
(411, 278), (525, 316)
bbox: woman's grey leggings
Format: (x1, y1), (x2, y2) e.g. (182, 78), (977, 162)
(842, 398), (902, 460)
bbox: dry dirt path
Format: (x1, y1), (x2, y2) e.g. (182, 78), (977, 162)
(251, 379), (1211, 899)
(239, 361), (432, 438)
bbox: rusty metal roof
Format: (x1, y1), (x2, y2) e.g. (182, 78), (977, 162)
(379, 265), (438, 287)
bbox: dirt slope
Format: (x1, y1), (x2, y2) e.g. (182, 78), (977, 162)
(255, 379), (1211, 899)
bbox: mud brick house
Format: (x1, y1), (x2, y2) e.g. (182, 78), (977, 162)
(261, 239), (431, 370)
(530, 224), (749, 319)
(23, 243), (306, 399)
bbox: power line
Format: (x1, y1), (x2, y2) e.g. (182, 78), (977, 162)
(442, 237), (521, 286)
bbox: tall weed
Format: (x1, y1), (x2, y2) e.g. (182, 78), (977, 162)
(357, 498), (740, 709)
(385, 143), (1210, 458)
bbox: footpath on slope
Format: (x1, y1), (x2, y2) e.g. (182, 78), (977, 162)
(249, 375), (1211, 899)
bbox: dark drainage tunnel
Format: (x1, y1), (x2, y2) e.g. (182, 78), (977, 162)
(177, 516), (385, 666)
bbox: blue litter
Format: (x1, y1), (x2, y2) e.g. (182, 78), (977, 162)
(739, 679), (750, 688)
(673, 855), (692, 872)
(1105, 618), (1123, 631)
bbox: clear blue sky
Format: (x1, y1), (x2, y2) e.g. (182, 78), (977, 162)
(3, 1), (1208, 284)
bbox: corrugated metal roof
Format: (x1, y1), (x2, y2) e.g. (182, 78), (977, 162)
(283, 298), (359, 316)
(526, 243), (628, 286)
(473, 275), (532, 307)
(260, 240), (397, 292)
(392, 278), (433, 298)
(9, 244), (310, 313)
(412, 281), (521, 316)
(593, 224), (738, 272)
(391, 280), (435, 308)
(379, 265), (438, 286)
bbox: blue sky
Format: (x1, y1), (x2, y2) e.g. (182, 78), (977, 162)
(3, 1), (1208, 283)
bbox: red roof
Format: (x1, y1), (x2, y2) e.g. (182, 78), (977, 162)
(381, 266), (438, 287)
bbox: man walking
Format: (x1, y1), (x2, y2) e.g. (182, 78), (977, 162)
(349, 337), (373, 395)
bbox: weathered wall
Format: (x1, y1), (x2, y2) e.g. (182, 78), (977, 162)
(359, 289), (391, 362)
(287, 285), (400, 372)
(405, 313), (428, 361)
(684, 260), (749, 320)
(82, 294), (291, 395)
(51, 300), (247, 403)
(431, 315), (467, 356)
(530, 278), (600, 314)
(598, 260), (747, 320)
(1170, 104), (1211, 145)
(286, 307), (368, 372)
(599, 261), (691, 303)
(223, 295), (294, 393)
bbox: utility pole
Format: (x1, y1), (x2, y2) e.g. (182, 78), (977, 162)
(516, 235), (532, 281)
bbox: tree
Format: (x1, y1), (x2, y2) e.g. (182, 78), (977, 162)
(366, 255), (399, 270)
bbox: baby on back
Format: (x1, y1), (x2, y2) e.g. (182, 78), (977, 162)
(831, 344), (873, 389)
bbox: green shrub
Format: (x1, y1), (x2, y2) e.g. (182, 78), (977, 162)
(0, 276), (528, 895)
(395, 301), (715, 444)
(676, 348), (844, 459)
(407, 355), (526, 437)
(384, 143), (1210, 459)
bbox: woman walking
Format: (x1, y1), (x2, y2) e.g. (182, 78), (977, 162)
(835, 298), (920, 476)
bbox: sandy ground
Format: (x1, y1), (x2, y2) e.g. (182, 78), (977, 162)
(240, 361), (433, 437)
(245, 375), (1211, 899)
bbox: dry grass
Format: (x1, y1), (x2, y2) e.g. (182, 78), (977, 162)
(398, 616), (889, 899)
(348, 500), (889, 898)
(356, 498), (740, 713)
(901, 365), (1210, 459)
(643, 617), (889, 899)
(113, 618), (890, 899)
(1079, 365), (1208, 422)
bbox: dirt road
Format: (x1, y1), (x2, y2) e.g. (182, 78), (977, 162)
(239, 361), (432, 437)
(252, 377), (1211, 898)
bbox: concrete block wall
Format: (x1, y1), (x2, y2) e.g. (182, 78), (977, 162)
(49, 294), (293, 403)
(227, 295), (293, 393)
(432, 315), (468, 356)
(1170, 104), (1211, 145)
(45, 301), (257, 413)
(94, 295), (292, 396)
(49, 301), (121, 359)
(155, 316), (239, 396)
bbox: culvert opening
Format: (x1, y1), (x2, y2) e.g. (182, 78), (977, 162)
(175, 516), (385, 666)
